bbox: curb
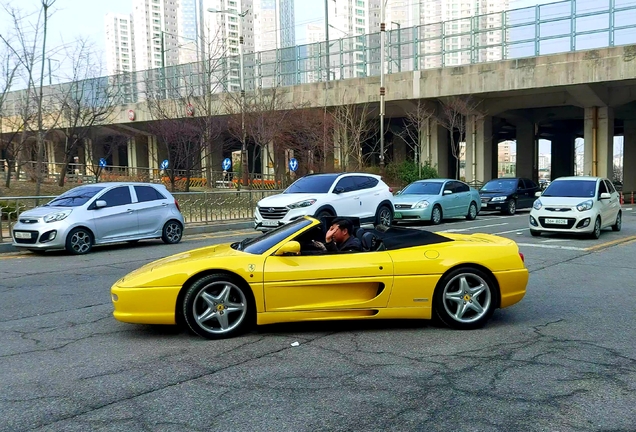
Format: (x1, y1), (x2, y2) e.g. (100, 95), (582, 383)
(0, 220), (254, 254)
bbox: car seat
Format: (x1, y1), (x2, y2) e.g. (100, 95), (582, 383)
(361, 231), (386, 252)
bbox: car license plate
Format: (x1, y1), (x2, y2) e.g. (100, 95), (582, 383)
(14, 232), (32, 239)
(261, 220), (279, 227)
(394, 212), (402, 218)
(545, 218), (568, 225)
(482, 203), (488, 207)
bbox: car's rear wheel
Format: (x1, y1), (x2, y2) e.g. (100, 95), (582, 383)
(182, 274), (254, 339)
(162, 220), (183, 244)
(466, 202), (478, 220)
(431, 205), (443, 225)
(612, 211), (622, 232)
(376, 205), (393, 228)
(590, 216), (602, 239)
(65, 228), (93, 255)
(433, 267), (497, 330)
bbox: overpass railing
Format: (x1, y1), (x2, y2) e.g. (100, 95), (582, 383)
(2, 0), (635, 114)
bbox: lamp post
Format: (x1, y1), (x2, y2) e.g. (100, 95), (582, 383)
(208, 7), (249, 187)
(379, 0), (386, 173)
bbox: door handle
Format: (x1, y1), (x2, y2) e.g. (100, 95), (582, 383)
(354, 196), (359, 199)
(127, 209), (135, 213)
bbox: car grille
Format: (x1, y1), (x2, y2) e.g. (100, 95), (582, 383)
(19, 218), (39, 224)
(545, 207), (572, 212)
(258, 206), (289, 220)
(394, 204), (413, 209)
(538, 217), (576, 229)
(13, 230), (38, 244)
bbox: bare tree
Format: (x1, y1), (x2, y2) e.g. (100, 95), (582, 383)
(397, 100), (435, 176)
(331, 94), (379, 171)
(54, 38), (123, 186)
(436, 96), (484, 180)
(281, 108), (334, 175)
(0, 40), (20, 187)
(84, 133), (130, 183)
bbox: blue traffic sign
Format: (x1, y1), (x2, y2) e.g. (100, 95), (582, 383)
(289, 158), (298, 172)
(99, 158), (107, 168)
(222, 157), (232, 171)
(160, 159), (169, 170)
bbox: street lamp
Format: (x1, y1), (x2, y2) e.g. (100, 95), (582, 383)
(208, 7), (249, 187)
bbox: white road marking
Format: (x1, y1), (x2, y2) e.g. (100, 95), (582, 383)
(439, 222), (508, 233)
(516, 243), (587, 251)
(493, 228), (528, 235)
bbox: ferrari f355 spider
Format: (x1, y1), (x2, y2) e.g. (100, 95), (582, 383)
(111, 216), (528, 339)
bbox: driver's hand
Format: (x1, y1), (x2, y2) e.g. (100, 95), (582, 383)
(326, 226), (338, 242)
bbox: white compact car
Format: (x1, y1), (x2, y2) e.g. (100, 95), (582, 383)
(254, 173), (395, 231)
(529, 176), (621, 239)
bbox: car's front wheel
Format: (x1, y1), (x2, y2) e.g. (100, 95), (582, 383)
(431, 205), (443, 225)
(433, 267), (497, 330)
(503, 199), (516, 215)
(65, 228), (93, 255)
(162, 220), (183, 244)
(182, 274), (254, 339)
(591, 216), (602, 239)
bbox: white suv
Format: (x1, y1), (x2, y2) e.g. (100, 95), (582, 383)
(254, 173), (395, 231)
(529, 176), (621, 239)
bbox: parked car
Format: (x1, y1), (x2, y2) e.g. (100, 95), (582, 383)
(111, 215), (529, 339)
(392, 179), (481, 225)
(253, 173), (394, 231)
(11, 182), (184, 255)
(479, 177), (541, 215)
(529, 176), (621, 239)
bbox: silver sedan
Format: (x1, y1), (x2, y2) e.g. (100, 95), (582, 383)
(11, 182), (185, 255)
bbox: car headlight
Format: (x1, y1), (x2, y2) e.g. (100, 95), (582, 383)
(287, 199), (316, 209)
(576, 199), (593, 212)
(43, 209), (72, 223)
(491, 196), (507, 202)
(533, 199), (542, 210)
(414, 200), (429, 209)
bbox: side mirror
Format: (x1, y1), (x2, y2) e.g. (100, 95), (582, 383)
(535, 191), (542, 197)
(395, 190), (402, 195)
(333, 187), (344, 194)
(599, 192), (611, 200)
(443, 190), (452, 195)
(275, 241), (301, 256)
(94, 200), (107, 208)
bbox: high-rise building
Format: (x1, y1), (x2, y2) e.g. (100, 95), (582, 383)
(252, 0), (295, 86)
(132, 0), (180, 71)
(177, 0), (202, 63)
(104, 13), (136, 75)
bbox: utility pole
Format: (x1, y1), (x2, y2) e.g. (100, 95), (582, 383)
(324, 0), (330, 81)
(379, 0), (386, 173)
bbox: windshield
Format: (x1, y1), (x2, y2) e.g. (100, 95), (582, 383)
(542, 180), (597, 198)
(481, 179), (517, 193)
(401, 182), (442, 195)
(283, 175), (339, 194)
(45, 186), (105, 207)
(236, 218), (314, 255)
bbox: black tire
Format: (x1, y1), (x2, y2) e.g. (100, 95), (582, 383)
(182, 274), (254, 339)
(466, 202), (478, 220)
(591, 216), (602, 239)
(503, 199), (516, 215)
(433, 267), (497, 330)
(431, 205), (443, 225)
(162, 220), (183, 244)
(530, 230), (541, 237)
(612, 211), (622, 232)
(375, 205), (393, 228)
(28, 249), (47, 255)
(65, 227), (93, 255)
(314, 210), (333, 221)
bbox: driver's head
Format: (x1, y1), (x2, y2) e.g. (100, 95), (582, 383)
(331, 218), (353, 243)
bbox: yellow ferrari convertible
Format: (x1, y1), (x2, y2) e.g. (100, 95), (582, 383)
(111, 216), (528, 339)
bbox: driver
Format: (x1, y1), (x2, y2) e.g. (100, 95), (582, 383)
(310, 217), (362, 253)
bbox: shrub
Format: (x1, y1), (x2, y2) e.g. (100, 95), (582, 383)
(386, 160), (439, 186)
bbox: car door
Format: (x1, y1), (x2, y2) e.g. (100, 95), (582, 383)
(330, 176), (361, 217)
(91, 186), (138, 241)
(441, 181), (459, 216)
(263, 251), (394, 312)
(133, 185), (169, 236)
(453, 181), (471, 214)
(353, 175), (381, 220)
(520, 179), (536, 208)
(602, 179), (621, 226)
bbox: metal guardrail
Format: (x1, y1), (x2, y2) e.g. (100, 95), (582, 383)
(2, 0), (635, 114)
(0, 189), (281, 242)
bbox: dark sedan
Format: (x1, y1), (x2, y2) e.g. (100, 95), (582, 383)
(479, 177), (540, 215)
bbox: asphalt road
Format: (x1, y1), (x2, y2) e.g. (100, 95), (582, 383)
(1, 209), (636, 432)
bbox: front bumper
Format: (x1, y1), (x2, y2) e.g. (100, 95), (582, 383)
(111, 284), (181, 325)
(11, 220), (73, 250)
(529, 209), (595, 233)
(480, 199), (509, 211)
(392, 206), (432, 221)
(253, 206), (309, 230)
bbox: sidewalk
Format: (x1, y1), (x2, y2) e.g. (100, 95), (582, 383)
(0, 219), (254, 254)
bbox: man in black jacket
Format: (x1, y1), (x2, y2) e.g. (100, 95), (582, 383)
(311, 217), (362, 253)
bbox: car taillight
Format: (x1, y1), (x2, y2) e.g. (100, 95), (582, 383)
(174, 199), (181, 212)
(519, 252), (525, 263)
(389, 187), (393, 193)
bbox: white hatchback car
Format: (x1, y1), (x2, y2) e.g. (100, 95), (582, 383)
(529, 176), (621, 239)
(254, 173), (395, 231)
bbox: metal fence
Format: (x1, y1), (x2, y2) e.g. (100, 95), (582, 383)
(0, 189), (280, 242)
(2, 0), (635, 115)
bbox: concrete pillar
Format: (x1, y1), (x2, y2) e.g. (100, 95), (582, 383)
(333, 127), (342, 171)
(475, 116), (495, 183)
(426, 118), (449, 178)
(45, 140), (56, 175)
(584, 107), (614, 178)
(551, 134), (575, 180)
(127, 137), (138, 176)
(624, 120), (636, 193)
(136, 136), (149, 173)
(262, 141), (275, 176)
(148, 135), (159, 179)
(516, 119), (536, 181)
(465, 116), (476, 183)
(392, 133), (407, 164)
